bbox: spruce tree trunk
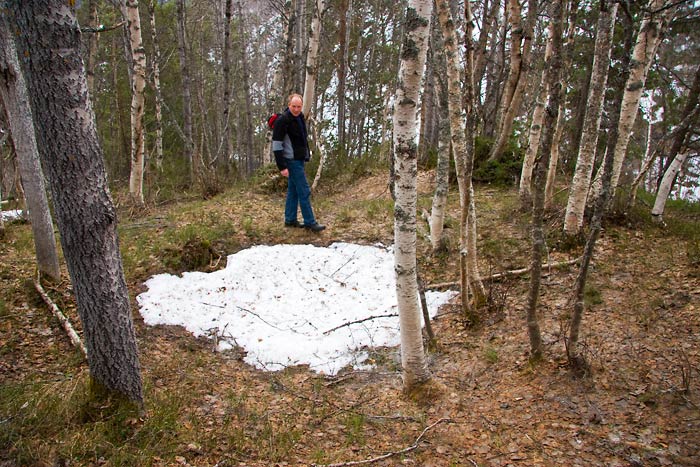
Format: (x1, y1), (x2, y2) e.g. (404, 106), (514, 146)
(393, 0), (433, 392)
(563, 3), (618, 235)
(10, 0), (143, 404)
(526, 0), (564, 361)
(126, 0), (147, 204)
(0, 22), (61, 281)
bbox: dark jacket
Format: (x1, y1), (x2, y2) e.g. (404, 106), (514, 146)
(271, 109), (310, 170)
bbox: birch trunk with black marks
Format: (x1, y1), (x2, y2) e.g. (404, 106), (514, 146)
(176, 0), (195, 180)
(125, 0), (147, 204)
(236, 0), (255, 175)
(428, 75), (449, 253)
(0, 22), (61, 281)
(563, 2), (618, 235)
(220, 0), (233, 164)
(590, 0), (671, 199)
(86, 0), (99, 97)
(393, 0), (432, 391)
(629, 64), (700, 210)
(544, 4), (579, 208)
(526, 0), (563, 361)
(147, 0), (164, 170)
(519, 32), (553, 207)
(488, 0), (538, 163)
(302, 0), (325, 118)
(9, 0), (143, 404)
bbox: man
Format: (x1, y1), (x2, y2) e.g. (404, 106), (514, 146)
(272, 93), (325, 232)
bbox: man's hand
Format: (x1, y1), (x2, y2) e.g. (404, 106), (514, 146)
(280, 168), (289, 178)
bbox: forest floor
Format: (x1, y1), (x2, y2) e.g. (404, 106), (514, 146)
(1, 168), (699, 467)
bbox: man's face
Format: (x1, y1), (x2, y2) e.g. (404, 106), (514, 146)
(289, 97), (303, 117)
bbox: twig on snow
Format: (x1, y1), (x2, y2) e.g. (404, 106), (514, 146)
(311, 417), (452, 467)
(322, 313), (398, 335)
(34, 273), (88, 358)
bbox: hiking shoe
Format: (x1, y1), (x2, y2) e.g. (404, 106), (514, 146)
(284, 220), (302, 228)
(304, 223), (326, 232)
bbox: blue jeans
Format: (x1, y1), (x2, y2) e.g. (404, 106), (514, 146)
(285, 159), (316, 225)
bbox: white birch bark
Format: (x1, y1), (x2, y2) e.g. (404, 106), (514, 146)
(651, 151), (689, 221)
(393, 0), (432, 391)
(544, 6), (579, 208)
(437, 0), (486, 314)
(563, 3), (618, 234)
(590, 0), (671, 199)
(428, 80), (449, 252)
(488, 0), (538, 162)
(305, 0), (328, 188)
(302, 0), (325, 118)
(125, 0), (147, 204)
(519, 32), (553, 205)
(0, 22), (61, 281)
(148, 0), (164, 170)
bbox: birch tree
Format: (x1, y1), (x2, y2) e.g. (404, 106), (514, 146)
(590, 0), (672, 199)
(525, 0), (564, 360)
(236, 0), (255, 174)
(628, 64), (700, 209)
(436, 0), (485, 316)
(651, 151), (690, 222)
(176, 0), (195, 180)
(147, 0), (164, 169)
(304, 0), (327, 188)
(519, 34), (553, 206)
(428, 76), (449, 253)
(0, 21), (61, 281)
(220, 0), (234, 164)
(125, 0), (147, 204)
(488, 0), (538, 163)
(563, 2), (618, 235)
(392, 0), (433, 391)
(9, 0), (143, 404)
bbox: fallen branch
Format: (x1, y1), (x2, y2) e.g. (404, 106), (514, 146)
(428, 257), (581, 289)
(312, 418), (451, 467)
(323, 313), (398, 335)
(34, 273), (88, 358)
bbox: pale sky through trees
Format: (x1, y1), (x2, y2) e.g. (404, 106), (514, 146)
(137, 242), (455, 375)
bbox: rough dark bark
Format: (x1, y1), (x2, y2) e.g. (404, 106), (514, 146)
(9, 0), (143, 405)
(526, 0), (564, 361)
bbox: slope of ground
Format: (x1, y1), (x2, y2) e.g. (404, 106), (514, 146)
(1, 170), (698, 467)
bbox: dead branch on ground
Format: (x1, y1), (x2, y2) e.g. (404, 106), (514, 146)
(34, 273), (87, 358)
(428, 257), (581, 289)
(311, 417), (451, 467)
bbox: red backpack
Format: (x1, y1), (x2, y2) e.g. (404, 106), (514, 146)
(267, 113), (281, 130)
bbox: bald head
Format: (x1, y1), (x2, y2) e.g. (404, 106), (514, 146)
(288, 94), (303, 117)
